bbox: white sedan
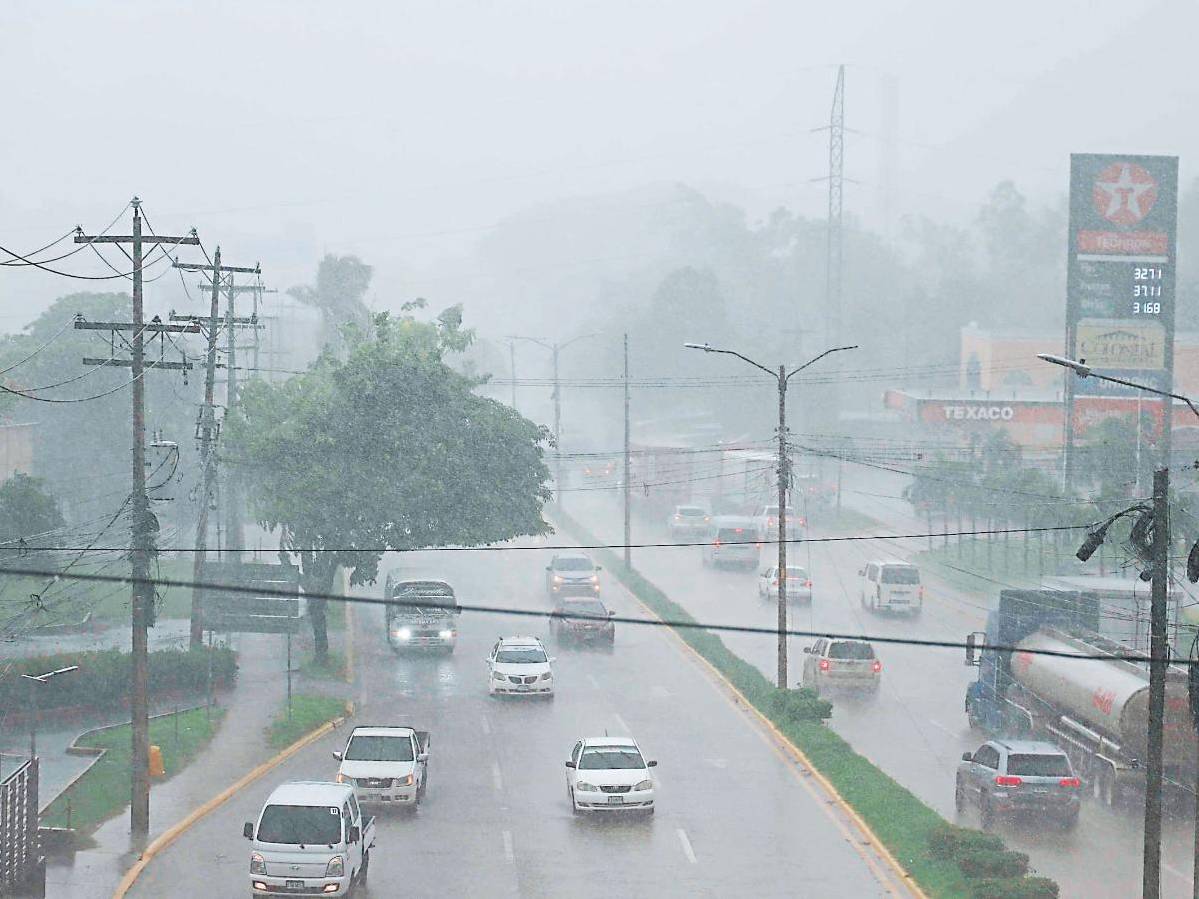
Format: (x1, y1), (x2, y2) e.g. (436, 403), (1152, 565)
(757, 565), (812, 603)
(565, 736), (656, 816)
(487, 636), (555, 698)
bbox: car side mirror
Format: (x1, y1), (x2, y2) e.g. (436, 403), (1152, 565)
(417, 752), (428, 762)
(332, 750), (342, 761)
(609, 610), (616, 617)
(857, 568), (865, 576)
(595, 565), (602, 571)
(647, 760), (658, 768)
(243, 822), (254, 840)
(348, 825), (360, 845)
(962, 752), (974, 763)
(965, 631), (986, 667)
(565, 761), (576, 769)
(545, 565), (552, 571)
(802, 646), (811, 654)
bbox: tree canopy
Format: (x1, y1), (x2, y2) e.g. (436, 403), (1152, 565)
(227, 306), (552, 657)
(0, 473), (64, 552)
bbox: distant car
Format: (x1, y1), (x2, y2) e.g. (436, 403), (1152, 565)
(333, 725), (429, 809)
(565, 736), (656, 816)
(801, 638), (881, 695)
(956, 739), (1081, 830)
(701, 516), (762, 569)
(753, 504), (805, 540)
(668, 504), (710, 539)
(757, 565), (812, 603)
(487, 636), (555, 698)
(859, 560), (923, 615)
(582, 458), (617, 479)
(545, 553), (602, 597)
(550, 596), (616, 646)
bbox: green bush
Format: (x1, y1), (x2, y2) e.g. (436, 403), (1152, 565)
(957, 849), (1030, 880)
(767, 686), (832, 724)
(0, 647), (237, 714)
(971, 877), (1059, 899)
(928, 823), (1005, 859)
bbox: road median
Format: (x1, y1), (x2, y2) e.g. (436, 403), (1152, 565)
(553, 507), (1060, 899)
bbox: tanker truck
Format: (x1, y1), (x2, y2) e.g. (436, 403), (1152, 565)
(964, 589), (1195, 808)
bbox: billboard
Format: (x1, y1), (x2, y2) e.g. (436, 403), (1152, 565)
(1066, 154), (1179, 399)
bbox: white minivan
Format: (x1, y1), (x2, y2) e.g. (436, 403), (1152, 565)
(701, 516), (763, 569)
(859, 560), (923, 615)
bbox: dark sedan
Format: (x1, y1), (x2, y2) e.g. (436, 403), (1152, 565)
(550, 597), (616, 646)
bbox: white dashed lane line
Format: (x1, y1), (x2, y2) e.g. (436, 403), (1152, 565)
(482, 716), (491, 736)
(492, 761), (503, 792)
(502, 829), (514, 863)
(677, 828), (697, 864)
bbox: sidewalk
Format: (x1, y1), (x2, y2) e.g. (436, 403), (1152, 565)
(43, 624), (347, 899)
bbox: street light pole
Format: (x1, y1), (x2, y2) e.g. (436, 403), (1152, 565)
(687, 342), (857, 689)
(21, 666), (78, 759)
(1038, 353), (1197, 899)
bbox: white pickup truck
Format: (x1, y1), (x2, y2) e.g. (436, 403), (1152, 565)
(245, 781), (375, 897)
(334, 725), (430, 809)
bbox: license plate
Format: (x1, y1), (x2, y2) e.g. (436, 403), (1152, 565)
(286, 880), (304, 889)
(608, 795), (624, 804)
(517, 684), (530, 691)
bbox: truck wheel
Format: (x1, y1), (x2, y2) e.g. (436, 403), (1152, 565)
(358, 853), (370, 887)
(980, 797), (995, 830)
(1060, 810), (1079, 831)
(954, 779), (966, 815)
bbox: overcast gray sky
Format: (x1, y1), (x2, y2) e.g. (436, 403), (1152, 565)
(2, 0), (1193, 326)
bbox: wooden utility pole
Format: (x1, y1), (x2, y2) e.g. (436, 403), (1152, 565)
(1144, 466), (1169, 899)
(74, 198), (198, 837)
(223, 275), (242, 560)
(172, 255), (260, 647)
(623, 333), (631, 567)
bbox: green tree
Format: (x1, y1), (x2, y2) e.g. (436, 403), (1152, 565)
(227, 308), (552, 658)
(0, 473), (65, 551)
(288, 254), (374, 353)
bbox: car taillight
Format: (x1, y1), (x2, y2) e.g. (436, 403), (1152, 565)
(871, 660), (882, 673)
(804, 580), (812, 588)
(995, 775), (1022, 787)
(1059, 777), (1081, 788)
(714, 539), (722, 547)
(919, 586), (925, 600)
(818, 659), (830, 671)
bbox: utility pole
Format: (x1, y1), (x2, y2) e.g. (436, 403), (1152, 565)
(822, 64), (846, 352)
(623, 333), (631, 567)
(172, 254), (260, 646)
(1145, 465), (1168, 899)
(686, 341), (857, 689)
(74, 199), (198, 837)
(509, 340), (518, 411)
(224, 275), (242, 560)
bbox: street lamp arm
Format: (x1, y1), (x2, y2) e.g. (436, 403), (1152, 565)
(682, 342), (776, 379)
(558, 332), (600, 352)
(786, 345), (859, 383)
(1037, 354), (1199, 422)
(506, 335), (553, 352)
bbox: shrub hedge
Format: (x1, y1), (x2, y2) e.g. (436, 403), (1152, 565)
(555, 508), (1061, 899)
(0, 647), (237, 714)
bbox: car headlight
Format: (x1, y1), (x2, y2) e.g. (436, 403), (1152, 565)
(590, 575), (599, 584)
(553, 575), (563, 583)
(326, 855), (345, 877)
(250, 852), (267, 875)
(576, 782), (598, 792)
(397, 773), (414, 786)
(539, 671), (553, 681)
(634, 779), (653, 791)
(438, 629), (453, 640)
(395, 627), (412, 640)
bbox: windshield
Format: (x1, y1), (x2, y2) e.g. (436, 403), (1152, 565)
(496, 648), (548, 664)
(553, 557), (594, 571)
(829, 641), (876, 660)
(677, 507), (705, 517)
(562, 600), (608, 617)
(344, 734), (414, 762)
(578, 746), (646, 770)
(881, 566), (920, 584)
(1007, 754), (1073, 777)
(257, 805), (342, 845)
(717, 528), (758, 542)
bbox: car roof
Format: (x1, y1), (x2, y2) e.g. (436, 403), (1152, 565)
(868, 559), (916, 567)
(266, 781), (353, 806)
(581, 736), (638, 748)
(993, 739), (1067, 755)
(824, 638), (872, 647)
(552, 552), (592, 562)
(348, 726), (415, 738)
(498, 635), (544, 647)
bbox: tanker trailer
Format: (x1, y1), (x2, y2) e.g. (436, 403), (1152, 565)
(965, 589), (1195, 807)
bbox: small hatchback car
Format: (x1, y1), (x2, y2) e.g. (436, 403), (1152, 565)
(956, 739), (1081, 829)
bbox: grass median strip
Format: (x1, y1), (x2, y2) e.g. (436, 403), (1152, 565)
(554, 507), (1059, 899)
(41, 707), (225, 836)
(267, 694), (346, 750)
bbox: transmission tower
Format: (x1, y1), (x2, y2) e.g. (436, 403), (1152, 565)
(824, 64), (845, 350)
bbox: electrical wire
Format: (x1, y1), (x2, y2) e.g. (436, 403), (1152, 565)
(0, 201), (131, 268)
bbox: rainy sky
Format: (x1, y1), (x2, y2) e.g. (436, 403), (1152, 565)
(1, 0), (1194, 325)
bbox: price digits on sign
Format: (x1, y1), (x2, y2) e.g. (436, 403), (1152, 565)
(1132, 266), (1167, 314)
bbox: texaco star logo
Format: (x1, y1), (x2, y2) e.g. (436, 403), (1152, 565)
(1092, 162), (1158, 225)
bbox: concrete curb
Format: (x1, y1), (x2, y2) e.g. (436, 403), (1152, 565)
(111, 700), (352, 899)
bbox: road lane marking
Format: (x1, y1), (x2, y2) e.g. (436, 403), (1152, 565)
(706, 758), (727, 769)
(502, 829), (514, 863)
(587, 673), (600, 688)
(613, 712), (631, 733)
(492, 761), (504, 792)
(652, 685), (671, 699)
(927, 718), (957, 738)
(482, 716), (491, 736)
(677, 828), (697, 864)
(1165, 862), (1188, 883)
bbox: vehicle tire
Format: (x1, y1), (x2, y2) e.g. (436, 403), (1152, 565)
(359, 852), (370, 887)
(980, 797), (995, 831)
(1060, 810), (1079, 831)
(1094, 767), (1115, 807)
(642, 806), (655, 818)
(859, 590), (866, 609)
(954, 779), (966, 815)
(570, 787), (582, 816)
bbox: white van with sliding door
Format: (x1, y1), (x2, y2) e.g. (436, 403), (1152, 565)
(859, 560), (923, 615)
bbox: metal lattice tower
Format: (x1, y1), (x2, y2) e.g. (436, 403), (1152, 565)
(824, 64), (845, 350)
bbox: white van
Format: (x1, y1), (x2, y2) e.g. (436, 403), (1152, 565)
(859, 560), (923, 615)
(701, 516), (762, 569)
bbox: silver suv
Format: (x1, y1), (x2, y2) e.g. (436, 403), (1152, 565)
(956, 739), (1081, 830)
